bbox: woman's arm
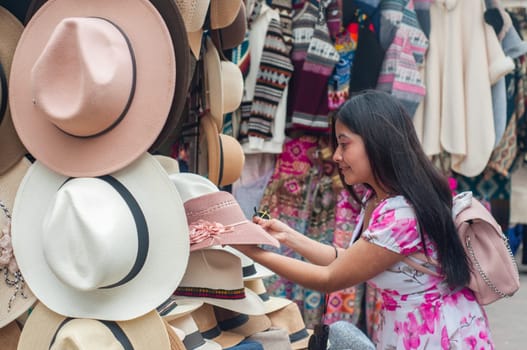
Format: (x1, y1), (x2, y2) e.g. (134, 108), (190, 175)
(254, 217), (342, 266)
(233, 238), (403, 293)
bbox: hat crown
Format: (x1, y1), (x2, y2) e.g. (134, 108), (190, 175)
(42, 177), (140, 291)
(31, 17), (134, 137)
(169, 172), (219, 202)
(221, 61), (243, 113)
(50, 319), (124, 350)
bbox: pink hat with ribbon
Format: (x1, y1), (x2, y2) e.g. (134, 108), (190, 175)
(169, 173), (279, 251)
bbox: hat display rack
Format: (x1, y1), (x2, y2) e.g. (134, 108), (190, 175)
(0, 0), (315, 349)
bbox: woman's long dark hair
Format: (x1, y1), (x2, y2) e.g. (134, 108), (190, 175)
(334, 90), (470, 287)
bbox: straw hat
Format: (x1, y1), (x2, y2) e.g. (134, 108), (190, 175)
(267, 303), (313, 350)
(0, 6), (26, 175)
(11, 153), (190, 320)
(18, 302), (171, 350)
(0, 157), (36, 328)
(9, 0), (176, 177)
(203, 37), (244, 132)
(169, 172), (279, 250)
(220, 246), (274, 281)
(191, 304), (244, 348)
(154, 154), (180, 174)
(244, 279), (292, 314)
(214, 305), (271, 337)
(247, 327), (293, 350)
(164, 318), (187, 350)
(175, 0), (210, 59)
(210, 0), (242, 29)
(169, 313), (222, 350)
(174, 249), (266, 315)
(157, 295), (204, 322)
(0, 321), (21, 350)
(210, 2), (247, 50)
(199, 113), (245, 186)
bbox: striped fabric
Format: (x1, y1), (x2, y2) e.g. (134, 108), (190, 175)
(376, 0), (428, 117)
(247, 17), (294, 139)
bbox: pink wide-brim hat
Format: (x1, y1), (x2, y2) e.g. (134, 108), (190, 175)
(9, 0), (176, 177)
(185, 191), (279, 251)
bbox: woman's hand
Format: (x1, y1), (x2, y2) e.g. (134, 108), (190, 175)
(253, 217), (293, 246)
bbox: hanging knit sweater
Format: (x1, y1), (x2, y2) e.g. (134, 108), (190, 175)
(376, 0), (428, 117)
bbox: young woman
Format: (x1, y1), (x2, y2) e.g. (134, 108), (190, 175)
(234, 90), (494, 349)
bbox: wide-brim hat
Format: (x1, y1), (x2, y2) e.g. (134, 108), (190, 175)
(148, 0), (192, 152)
(0, 157), (37, 327)
(154, 154), (180, 174)
(210, 2), (247, 51)
(244, 279), (292, 314)
(157, 296), (204, 322)
(11, 153), (190, 320)
(169, 172), (279, 250)
(210, 0), (241, 30)
(219, 246), (275, 281)
(175, 0), (209, 59)
(17, 302), (171, 349)
(191, 304), (245, 349)
(199, 113), (245, 186)
(10, 0), (176, 177)
(267, 303), (313, 350)
(0, 6), (26, 175)
(214, 306), (271, 337)
(0, 321), (21, 350)
(203, 37), (244, 132)
(174, 249), (266, 315)
(169, 313), (222, 350)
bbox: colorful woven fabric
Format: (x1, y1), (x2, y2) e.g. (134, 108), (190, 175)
(376, 0), (428, 117)
(248, 17), (294, 140)
(328, 23), (358, 111)
(288, 1), (340, 132)
(259, 136), (320, 325)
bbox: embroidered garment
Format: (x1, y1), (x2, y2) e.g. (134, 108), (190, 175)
(356, 195), (494, 349)
(377, 0), (428, 117)
(239, 2), (292, 153)
(258, 136), (319, 324)
(288, 1), (340, 132)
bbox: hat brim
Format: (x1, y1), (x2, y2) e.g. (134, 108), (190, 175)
(17, 302), (171, 349)
(243, 262), (275, 281)
(0, 157), (37, 327)
(199, 113), (220, 185)
(174, 287), (266, 316)
(204, 38), (224, 131)
(263, 296), (293, 314)
(189, 220), (280, 251)
(11, 153), (190, 320)
(161, 299), (204, 321)
(10, 0), (176, 177)
(148, 0), (191, 152)
(0, 7), (26, 174)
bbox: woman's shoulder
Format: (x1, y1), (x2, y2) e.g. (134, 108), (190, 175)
(374, 195), (416, 220)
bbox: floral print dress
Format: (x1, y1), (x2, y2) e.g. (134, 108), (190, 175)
(358, 195), (494, 349)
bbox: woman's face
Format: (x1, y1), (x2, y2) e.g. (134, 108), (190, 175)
(332, 119), (374, 186)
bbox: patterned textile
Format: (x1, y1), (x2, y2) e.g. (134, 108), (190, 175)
(270, 0), (294, 52)
(259, 135), (320, 321)
(288, 1), (340, 132)
(376, 0), (428, 117)
(247, 16), (294, 140)
(488, 65), (523, 176)
(361, 195), (494, 349)
(323, 182), (365, 326)
(328, 23), (358, 111)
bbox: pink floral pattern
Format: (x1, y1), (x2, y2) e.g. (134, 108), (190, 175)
(360, 196), (494, 349)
